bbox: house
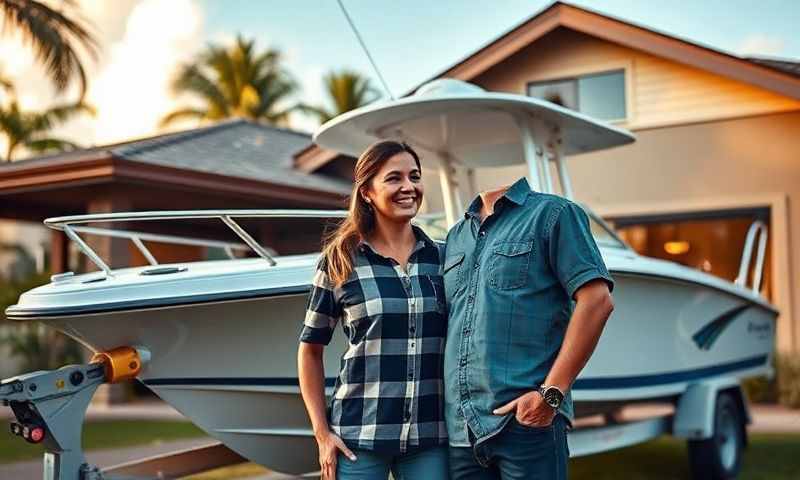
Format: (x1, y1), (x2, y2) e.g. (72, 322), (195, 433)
(297, 2), (800, 354)
(0, 118), (351, 275)
(0, 119), (351, 384)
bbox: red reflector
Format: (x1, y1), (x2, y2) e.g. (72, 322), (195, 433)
(29, 427), (45, 443)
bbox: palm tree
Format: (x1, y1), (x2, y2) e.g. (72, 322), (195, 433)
(300, 69), (379, 124)
(161, 36), (298, 127)
(0, 0), (98, 97)
(0, 88), (95, 161)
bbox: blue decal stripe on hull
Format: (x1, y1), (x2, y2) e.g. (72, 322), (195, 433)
(572, 354), (768, 390)
(692, 304), (751, 351)
(145, 377), (337, 387)
(144, 355), (768, 391)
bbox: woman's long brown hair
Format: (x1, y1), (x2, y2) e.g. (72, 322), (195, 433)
(322, 140), (421, 286)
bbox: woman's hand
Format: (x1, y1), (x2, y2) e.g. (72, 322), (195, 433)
(316, 429), (357, 479)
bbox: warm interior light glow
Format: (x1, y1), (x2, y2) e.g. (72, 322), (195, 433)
(664, 241), (690, 255)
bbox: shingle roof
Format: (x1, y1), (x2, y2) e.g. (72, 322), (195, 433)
(745, 56), (800, 79)
(2, 119), (352, 195)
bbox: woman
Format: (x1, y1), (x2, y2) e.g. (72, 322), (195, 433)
(298, 140), (449, 479)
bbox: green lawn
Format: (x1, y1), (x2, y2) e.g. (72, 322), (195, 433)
(4, 425), (798, 479)
(187, 433), (800, 480)
(569, 433), (800, 480)
(0, 420), (206, 464)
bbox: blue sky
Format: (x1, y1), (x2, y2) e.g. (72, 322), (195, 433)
(200, 0), (800, 101)
(2, 0), (797, 151)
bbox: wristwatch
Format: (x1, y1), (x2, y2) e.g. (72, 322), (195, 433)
(538, 385), (565, 410)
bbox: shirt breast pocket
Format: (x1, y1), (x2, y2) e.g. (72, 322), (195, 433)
(489, 240), (533, 290)
(443, 252), (465, 298)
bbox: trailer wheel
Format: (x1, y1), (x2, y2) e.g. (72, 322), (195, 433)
(687, 392), (745, 480)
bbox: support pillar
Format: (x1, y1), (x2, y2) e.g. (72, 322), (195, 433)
(84, 196), (132, 271)
(50, 230), (69, 274)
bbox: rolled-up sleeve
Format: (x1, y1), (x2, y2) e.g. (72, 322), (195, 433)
(300, 261), (341, 345)
(547, 202), (614, 300)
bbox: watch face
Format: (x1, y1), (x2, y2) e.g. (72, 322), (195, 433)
(543, 387), (562, 408)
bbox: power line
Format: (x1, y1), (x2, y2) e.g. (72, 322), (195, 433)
(335, 0), (395, 100)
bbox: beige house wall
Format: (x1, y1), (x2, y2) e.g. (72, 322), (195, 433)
(424, 29), (800, 353)
(473, 28), (800, 130)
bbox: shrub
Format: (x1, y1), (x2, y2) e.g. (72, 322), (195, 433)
(742, 374), (777, 404)
(777, 353), (800, 409)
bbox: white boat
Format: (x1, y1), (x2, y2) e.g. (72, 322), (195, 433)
(5, 80), (777, 476)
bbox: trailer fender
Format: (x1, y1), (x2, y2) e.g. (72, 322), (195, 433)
(673, 378), (750, 440)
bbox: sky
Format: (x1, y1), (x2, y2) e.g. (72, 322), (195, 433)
(1, 0), (798, 156)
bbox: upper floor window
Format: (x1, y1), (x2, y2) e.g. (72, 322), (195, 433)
(527, 69), (626, 121)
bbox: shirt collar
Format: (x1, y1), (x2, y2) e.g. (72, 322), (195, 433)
(505, 177), (533, 205)
(357, 224), (434, 255)
(464, 177), (532, 219)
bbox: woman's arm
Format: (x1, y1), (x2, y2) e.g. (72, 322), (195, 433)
(298, 342), (356, 479)
(298, 342), (333, 437)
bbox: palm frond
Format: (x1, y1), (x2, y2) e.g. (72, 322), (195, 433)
(165, 36), (299, 128)
(0, 70), (13, 95)
(29, 101), (94, 131)
(0, 0), (99, 96)
(171, 63), (229, 115)
(296, 103), (333, 124)
(159, 107), (207, 128)
(0, 98), (91, 160)
(24, 136), (80, 153)
(301, 69), (379, 126)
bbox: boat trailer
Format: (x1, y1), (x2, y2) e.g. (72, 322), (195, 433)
(2, 348), (752, 480)
(0, 347), (246, 480)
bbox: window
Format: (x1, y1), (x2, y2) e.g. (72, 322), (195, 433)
(527, 70), (626, 121)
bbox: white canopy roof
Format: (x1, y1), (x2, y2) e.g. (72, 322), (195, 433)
(313, 79), (635, 168)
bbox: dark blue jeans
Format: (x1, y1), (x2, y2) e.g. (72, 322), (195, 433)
(449, 415), (569, 480)
(337, 445), (449, 479)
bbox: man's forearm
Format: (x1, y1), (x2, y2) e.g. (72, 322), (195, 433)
(544, 283), (613, 392)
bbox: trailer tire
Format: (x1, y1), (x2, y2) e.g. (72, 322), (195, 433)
(687, 392), (744, 479)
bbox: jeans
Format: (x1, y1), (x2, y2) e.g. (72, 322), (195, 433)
(337, 445), (449, 479)
(448, 415), (569, 480)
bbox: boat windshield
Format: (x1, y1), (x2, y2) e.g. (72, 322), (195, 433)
(583, 207), (628, 250)
(417, 209), (629, 250)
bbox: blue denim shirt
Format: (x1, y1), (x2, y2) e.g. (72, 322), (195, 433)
(443, 177), (614, 447)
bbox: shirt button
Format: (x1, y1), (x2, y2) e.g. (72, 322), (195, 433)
(411, 342), (416, 348)
(473, 263), (479, 270)
(408, 372), (414, 379)
(409, 326), (416, 333)
(479, 231), (486, 237)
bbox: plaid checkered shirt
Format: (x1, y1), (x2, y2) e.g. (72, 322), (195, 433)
(300, 226), (448, 454)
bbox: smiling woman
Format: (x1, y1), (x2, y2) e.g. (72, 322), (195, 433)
(297, 140), (450, 480)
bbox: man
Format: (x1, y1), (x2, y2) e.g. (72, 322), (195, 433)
(443, 177), (615, 480)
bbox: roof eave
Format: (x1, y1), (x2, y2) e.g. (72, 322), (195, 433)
(425, 2), (800, 100)
(0, 155), (348, 207)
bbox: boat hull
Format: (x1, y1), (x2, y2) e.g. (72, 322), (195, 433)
(30, 266), (775, 474)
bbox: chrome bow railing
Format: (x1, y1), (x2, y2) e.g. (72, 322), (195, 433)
(44, 210), (349, 277)
(735, 220), (768, 295)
